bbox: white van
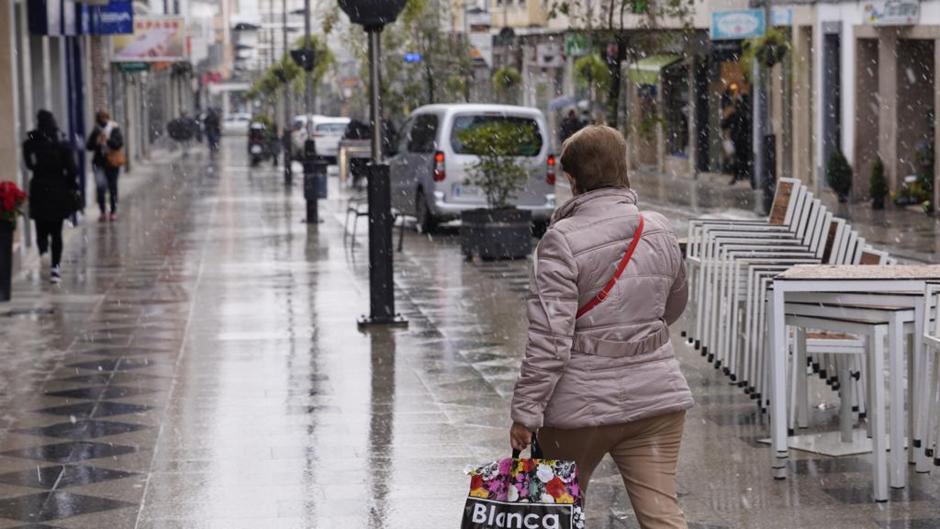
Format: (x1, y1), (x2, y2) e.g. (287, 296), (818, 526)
(389, 104), (556, 232)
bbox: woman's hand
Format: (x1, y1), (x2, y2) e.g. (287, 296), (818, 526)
(509, 422), (533, 451)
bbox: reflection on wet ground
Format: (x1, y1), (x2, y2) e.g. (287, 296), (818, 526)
(0, 141), (937, 528)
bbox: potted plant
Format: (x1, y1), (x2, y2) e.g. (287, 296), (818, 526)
(870, 156), (888, 210)
(0, 181), (27, 302)
(826, 149), (853, 203)
(458, 120), (537, 260)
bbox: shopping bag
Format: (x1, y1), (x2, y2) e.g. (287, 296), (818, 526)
(461, 441), (584, 529)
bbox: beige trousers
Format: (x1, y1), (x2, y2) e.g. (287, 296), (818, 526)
(539, 410), (687, 529)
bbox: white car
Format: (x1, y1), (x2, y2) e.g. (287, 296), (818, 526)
(388, 104), (556, 232)
(223, 113), (251, 135)
(290, 115), (349, 163)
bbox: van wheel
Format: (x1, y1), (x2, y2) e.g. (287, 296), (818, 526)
(415, 190), (438, 234)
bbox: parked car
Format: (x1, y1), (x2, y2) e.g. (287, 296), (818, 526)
(388, 104), (555, 232)
(308, 117), (350, 163)
(291, 114), (349, 162)
(223, 113), (251, 135)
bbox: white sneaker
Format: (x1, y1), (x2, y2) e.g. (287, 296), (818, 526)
(50, 266), (61, 284)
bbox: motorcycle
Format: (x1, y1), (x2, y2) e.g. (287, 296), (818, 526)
(248, 122), (269, 167)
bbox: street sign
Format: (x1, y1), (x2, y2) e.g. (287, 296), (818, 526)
(117, 62), (149, 73)
(710, 9), (766, 41)
(403, 52), (422, 63)
(86, 0), (133, 35)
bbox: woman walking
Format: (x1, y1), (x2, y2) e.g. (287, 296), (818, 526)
(22, 110), (79, 284)
(86, 110), (124, 221)
(510, 126), (693, 529)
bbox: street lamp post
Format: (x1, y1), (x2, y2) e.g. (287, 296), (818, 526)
(339, 0), (408, 327)
(282, 0), (292, 184)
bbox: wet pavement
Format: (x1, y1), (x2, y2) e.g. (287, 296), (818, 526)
(0, 140), (938, 528)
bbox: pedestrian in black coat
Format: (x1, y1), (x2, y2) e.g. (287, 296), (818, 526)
(22, 110), (78, 283)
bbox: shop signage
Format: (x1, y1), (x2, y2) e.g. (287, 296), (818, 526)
(711, 9), (766, 41)
(564, 34), (589, 57)
(112, 16), (188, 62)
(771, 8), (792, 27)
(86, 0), (133, 35)
(864, 1), (919, 25)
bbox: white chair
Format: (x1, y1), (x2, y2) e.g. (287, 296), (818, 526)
(694, 191), (820, 363)
(686, 178), (805, 347)
(919, 282), (940, 468)
(696, 200), (830, 385)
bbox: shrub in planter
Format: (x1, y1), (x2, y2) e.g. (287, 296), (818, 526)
(870, 156), (888, 210)
(826, 149), (853, 203)
(457, 120), (539, 260)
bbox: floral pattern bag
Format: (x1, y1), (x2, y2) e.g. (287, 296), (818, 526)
(462, 440), (584, 529)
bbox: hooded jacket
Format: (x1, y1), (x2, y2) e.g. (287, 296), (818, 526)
(510, 187), (693, 430)
(23, 128), (78, 221)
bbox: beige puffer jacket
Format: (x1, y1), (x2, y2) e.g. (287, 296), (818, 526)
(510, 187), (693, 430)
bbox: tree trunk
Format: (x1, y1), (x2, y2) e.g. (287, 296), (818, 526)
(425, 61), (435, 104)
(606, 35), (627, 128)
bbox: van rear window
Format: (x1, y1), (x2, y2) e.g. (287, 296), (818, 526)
(450, 115), (543, 156)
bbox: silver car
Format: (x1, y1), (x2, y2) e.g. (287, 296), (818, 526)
(389, 104), (556, 232)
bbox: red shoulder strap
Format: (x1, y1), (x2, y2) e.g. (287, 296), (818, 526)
(576, 215), (645, 319)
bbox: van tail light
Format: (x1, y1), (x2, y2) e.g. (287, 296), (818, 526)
(433, 151), (446, 182)
(546, 154), (557, 186)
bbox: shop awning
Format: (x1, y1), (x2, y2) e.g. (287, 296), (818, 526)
(627, 54), (682, 85)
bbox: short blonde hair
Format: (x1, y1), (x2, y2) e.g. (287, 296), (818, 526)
(559, 125), (630, 192)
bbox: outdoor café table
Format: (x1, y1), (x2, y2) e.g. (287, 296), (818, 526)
(769, 265), (940, 498)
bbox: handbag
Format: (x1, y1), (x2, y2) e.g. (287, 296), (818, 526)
(106, 148), (126, 168)
(462, 438), (584, 529)
(576, 215), (645, 319)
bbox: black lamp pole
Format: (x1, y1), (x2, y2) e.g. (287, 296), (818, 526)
(282, 0), (292, 184)
(339, 0), (408, 327)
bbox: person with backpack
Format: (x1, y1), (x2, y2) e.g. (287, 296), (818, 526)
(509, 125), (692, 529)
(86, 110), (124, 222)
(23, 110), (79, 284)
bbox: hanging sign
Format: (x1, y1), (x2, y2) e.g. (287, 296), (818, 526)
(86, 0), (133, 35)
(864, 1), (919, 25)
(710, 9), (766, 41)
(112, 16), (188, 62)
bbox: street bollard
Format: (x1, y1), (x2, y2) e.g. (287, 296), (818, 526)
(283, 130), (293, 185)
(358, 163), (406, 326)
(302, 139), (326, 223)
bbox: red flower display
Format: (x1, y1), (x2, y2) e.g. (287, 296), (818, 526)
(0, 181), (27, 226)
